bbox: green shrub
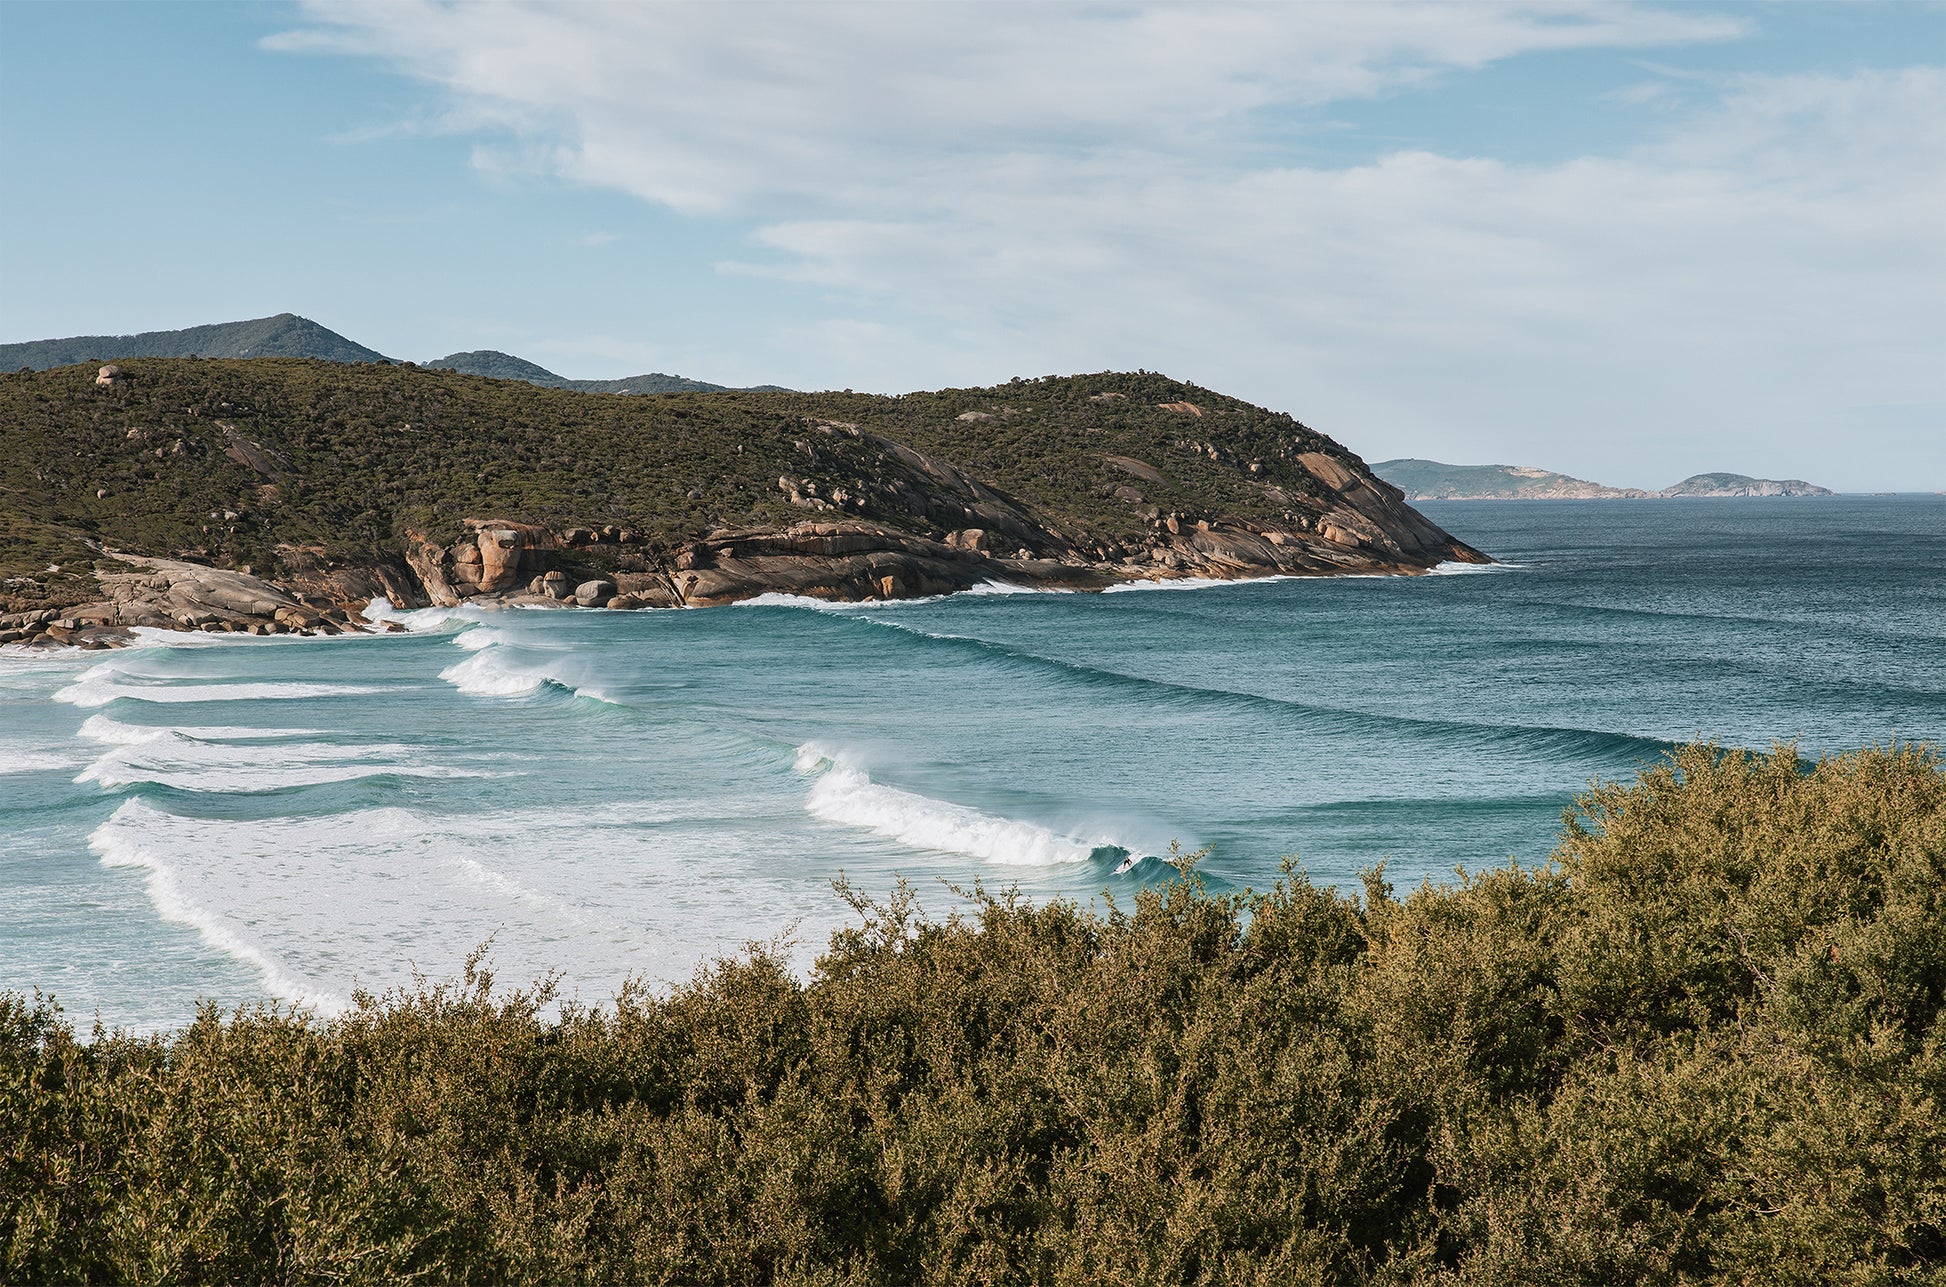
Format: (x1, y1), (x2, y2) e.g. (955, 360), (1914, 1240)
(4, 743), (1942, 1283)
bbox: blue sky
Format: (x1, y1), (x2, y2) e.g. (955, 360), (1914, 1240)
(2, 1), (1940, 490)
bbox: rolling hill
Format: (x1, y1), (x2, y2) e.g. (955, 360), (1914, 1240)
(1375, 459), (1832, 500)
(0, 313), (388, 370)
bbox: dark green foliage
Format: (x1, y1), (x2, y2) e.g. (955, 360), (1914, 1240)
(5, 743), (1942, 1283)
(0, 314), (389, 370)
(0, 360), (1340, 606)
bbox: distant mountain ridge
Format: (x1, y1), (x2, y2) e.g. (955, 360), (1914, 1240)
(1, 314), (779, 394)
(0, 314), (388, 369)
(427, 350), (777, 395)
(1374, 459), (1833, 500)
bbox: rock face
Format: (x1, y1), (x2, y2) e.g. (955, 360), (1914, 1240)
(1, 554), (379, 648)
(476, 527), (526, 593)
(11, 467), (1487, 647)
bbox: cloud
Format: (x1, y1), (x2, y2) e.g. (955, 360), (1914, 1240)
(272, 2), (1943, 487)
(273, 1), (1744, 212)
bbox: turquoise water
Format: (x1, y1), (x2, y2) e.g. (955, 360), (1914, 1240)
(4, 497), (1941, 1032)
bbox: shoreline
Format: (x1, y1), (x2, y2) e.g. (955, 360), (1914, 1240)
(0, 519), (1492, 652)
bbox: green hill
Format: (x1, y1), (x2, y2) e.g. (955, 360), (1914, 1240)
(0, 360), (1480, 621)
(1373, 458), (1645, 500)
(0, 313), (389, 370)
(1660, 472), (1833, 498)
(426, 349), (572, 386)
(1376, 459), (1835, 500)
(428, 349), (778, 395)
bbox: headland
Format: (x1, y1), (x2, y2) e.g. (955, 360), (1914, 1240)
(0, 361), (1487, 648)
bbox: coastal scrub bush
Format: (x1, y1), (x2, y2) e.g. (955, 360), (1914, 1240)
(3, 742), (1942, 1283)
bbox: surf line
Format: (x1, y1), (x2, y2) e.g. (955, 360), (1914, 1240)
(792, 743), (1143, 870)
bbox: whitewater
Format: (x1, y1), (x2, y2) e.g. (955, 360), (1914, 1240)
(3, 497), (1942, 1032)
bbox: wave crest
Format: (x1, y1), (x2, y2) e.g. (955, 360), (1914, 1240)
(795, 744), (1123, 867)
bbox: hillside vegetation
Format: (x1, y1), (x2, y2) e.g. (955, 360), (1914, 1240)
(5, 742), (1942, 1283)
(0, 358), (1421, 611)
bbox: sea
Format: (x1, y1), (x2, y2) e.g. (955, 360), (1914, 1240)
(3, 496), (1941, 1033)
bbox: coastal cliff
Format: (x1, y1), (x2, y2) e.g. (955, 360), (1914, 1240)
(0, 361), (1486, 646)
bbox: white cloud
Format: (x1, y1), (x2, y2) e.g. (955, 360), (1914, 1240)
(273, 1), (1744, 211)
(273, 2), (1943, 488)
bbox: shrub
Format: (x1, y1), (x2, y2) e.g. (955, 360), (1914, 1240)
(4, 743), (1941, 1283)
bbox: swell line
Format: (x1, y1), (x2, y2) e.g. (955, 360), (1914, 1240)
(798, 610), (1676, 761)
(1521, 596), (1946, 648)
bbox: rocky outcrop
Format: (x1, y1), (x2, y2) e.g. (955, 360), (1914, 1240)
(0, 555), (395, 649)
(7, 479), (1488, 648)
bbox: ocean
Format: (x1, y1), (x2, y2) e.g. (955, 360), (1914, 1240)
(3, 496), (1941, 1033)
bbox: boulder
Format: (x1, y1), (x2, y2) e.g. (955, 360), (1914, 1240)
(476, 528), (524, 593)
(945, 528), (989, 553)
(574, 579), (616, 607)
(95, 365), (125, 387)
(540, 570), (572, 599)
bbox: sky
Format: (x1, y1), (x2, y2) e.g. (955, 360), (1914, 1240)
(1, 1), (1940, 491)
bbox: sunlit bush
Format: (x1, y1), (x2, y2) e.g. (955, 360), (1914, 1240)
(5, 743), (1941, 1283)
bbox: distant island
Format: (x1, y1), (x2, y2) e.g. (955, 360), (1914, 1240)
(0, 359), (1486, 648)
(1373, 458), (1834, 500)
(0, 312), (786, 397)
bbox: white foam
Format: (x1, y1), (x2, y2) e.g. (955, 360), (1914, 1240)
(0, 749), (78, 774)
(76, 713), (326, 745)
(76, 735), (497, 793)
(362, 597), (499, 633)
(736, 582), (1070, 611)
(439, 648), (548, 697)
(1428, 559), (1524, 575)
(0, 647), (100, 674)
(453, 626), (506, 651)
(1102, 575), (1268, 594)
(733, 592), (859, 610)
(86, 796), (840, 1021)
(55, 664), (393, 708)
(92, 799), (337, 1012)
(963, 580), (1071, 596)
(437, 641), (618, 704)
(794, 744), (1113, 866)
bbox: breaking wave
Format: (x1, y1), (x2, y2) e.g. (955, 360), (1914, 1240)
(437, 636), (620, 704)
(794, 744), (1128, 867)
(90, 798), (338, 1011)
(76, 732), (497, 793)
(54, 657), (391, 708)
(0, 750), (77, 775)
